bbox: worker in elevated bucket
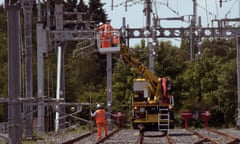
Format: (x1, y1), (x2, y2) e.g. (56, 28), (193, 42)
(98, 20), (113, 48)
(112, 32), (119, 47)
(91, 103), (108, 140)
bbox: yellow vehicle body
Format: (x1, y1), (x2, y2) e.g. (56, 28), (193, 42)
(119, 40), (174, 131)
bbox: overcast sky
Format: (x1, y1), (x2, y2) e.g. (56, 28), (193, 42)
(1, 0), (239, 27)
(102, 0), (240, 46)
(1, 0), (240, 46)
(102, 0), (239, 27)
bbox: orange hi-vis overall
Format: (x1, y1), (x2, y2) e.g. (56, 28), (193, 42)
(95, 109), (108, 140)
(112, 34), (119, 46)
(98, 23), (113, 48)
(161, 77), (169, 104)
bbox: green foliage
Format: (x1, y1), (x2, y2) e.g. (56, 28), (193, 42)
(177, 38), (237, 127)
(0, 6), (8, 122)
(65, 53), (106, 102)
(0, 32), (8, 97)
(178, 56), (221, 110)
(112, 60), (133, 111)
(155, 41), (188, 78)
(201, 38), (236, 59)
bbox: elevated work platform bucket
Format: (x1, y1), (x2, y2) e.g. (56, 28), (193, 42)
(97, 30), (120, 54)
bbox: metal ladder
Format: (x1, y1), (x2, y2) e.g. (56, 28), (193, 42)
(158, 108), (170, 132)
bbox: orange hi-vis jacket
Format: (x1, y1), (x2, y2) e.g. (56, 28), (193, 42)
(95, 109), (106, 124)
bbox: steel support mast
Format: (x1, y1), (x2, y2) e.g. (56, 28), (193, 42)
(143, 0), (155, 72)
(22, 0), (33, 138)
(6, 1), (22, 143)
(237, 0), (240, 129)
(107, 53), (113, 130)
(37, 0), (47, 135)
(237, 37), (240, 128)
(190, 0), (197, 61)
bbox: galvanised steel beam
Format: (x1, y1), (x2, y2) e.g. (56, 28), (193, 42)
(50, 30), (96, 41)
(49, 27), (240, 42)
(7, 4), (22, 144)
(124, 27), (240, 38)
(22, 0), (33, 138)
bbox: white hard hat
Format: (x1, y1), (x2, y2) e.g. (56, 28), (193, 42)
(96, 103), (101, 108)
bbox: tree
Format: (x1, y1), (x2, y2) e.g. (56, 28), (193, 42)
(76, 0), (89, 26)
(112, 60), (133, 109)
(201, 38), (236, 61)
(211, 59), (237, 127)
(64, 0), (78, 11)
(88, 0), (108, 26)
(176, 40), (237, 127)
(0, 4), (8, 121)
(155, 40), (188, 79)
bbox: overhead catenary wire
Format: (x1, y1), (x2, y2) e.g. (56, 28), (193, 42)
(154, 0), (180, 16)
(153, 0), (159, 18)
(165, 0), (180, 16)
(204, 0), (209, 26)
(215, 0), (219, 18)
(224, 0), (238, 18)
(197, 1), (216, 18)
(177, 0), (179, 16)
(112, 0), (143, 10)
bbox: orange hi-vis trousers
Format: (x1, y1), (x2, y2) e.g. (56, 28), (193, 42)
(96, 121), (108, 140)
(95, 109), (108, 140)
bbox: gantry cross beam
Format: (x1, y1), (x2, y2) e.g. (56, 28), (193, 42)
(123, 27), (240, 38)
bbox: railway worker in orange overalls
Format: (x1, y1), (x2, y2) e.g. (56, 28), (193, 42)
(91, 104), (108, 141)
(98, 20), (113, 48)
(112, 32), (119, 47)
(161, 77), (168, 104)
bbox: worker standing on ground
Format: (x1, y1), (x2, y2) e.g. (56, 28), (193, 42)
(91, 104), (108, 141)
(98, 20), (113, 48)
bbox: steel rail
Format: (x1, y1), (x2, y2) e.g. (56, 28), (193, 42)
(62, 130), (97, 144)
(166, 134), (174, 144)
(206, 128), (240, 144)
(136, 130), (143, 144)
(95, 129), (120, 144)
(186, 128), (217, 144)
(139, 131), (170, 144)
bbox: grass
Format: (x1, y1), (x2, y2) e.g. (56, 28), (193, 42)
(22, 124), (93, 144)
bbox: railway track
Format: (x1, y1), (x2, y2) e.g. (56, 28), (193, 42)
(61, 129), (140, 144)
(98, 129), (140, 144)
(140, 131), (170, 143)
(219, 128), (240, 138)
(47, 128), (240, 144)
(186, 128), (240, 144)
(166, 129), (200, 143)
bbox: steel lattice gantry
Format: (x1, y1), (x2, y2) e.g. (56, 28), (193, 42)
(123, 27), (240, 38)
(50, 26), (240, 40)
